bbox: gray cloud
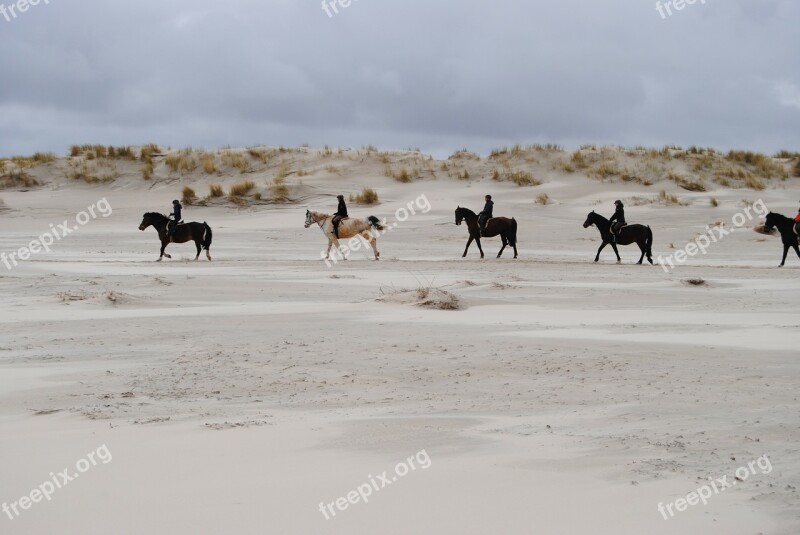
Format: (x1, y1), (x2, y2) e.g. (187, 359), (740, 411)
(1, 0), (798, 156)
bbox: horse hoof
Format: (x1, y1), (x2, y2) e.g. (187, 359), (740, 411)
(157, 258), (163, 262)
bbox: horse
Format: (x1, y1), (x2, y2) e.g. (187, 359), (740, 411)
(304, 210), (385, 261)
(763, 212), (800, 267)
(138, 212), (213, 262)
(454, 207), (518, 259)
(583, 211), (653, 264)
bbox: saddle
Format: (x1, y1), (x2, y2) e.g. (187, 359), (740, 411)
(611, 222), (628, 235)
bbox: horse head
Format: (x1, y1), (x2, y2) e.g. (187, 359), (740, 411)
(583, 211), (596, 228)
(139, 212), (164, 231)
(455, 206), (464, 226)
(304, 210), (316, 229)
(763, 212), (779, 233)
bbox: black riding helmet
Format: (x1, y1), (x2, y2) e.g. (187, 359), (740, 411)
(614, 200), (624, 207)
(173, 200), (180, 205)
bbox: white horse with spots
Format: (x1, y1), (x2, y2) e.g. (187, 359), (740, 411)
(305, 210), (385, 260)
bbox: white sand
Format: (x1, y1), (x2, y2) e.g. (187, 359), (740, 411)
(1, 147), (799, 534)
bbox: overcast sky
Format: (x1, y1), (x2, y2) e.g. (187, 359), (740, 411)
(1, 0), (798, 157)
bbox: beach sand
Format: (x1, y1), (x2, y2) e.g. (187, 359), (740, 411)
(1, 146), (799, 534)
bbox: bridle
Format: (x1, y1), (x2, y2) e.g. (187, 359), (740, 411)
(306, 211), (330, 229)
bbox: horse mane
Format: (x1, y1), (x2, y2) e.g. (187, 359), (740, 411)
(309, 210), (330, 218)
(144, 212), (169, 220)
(767, 212), (792, 224)
(457, 207), (477, 217)
(590, 211), (609, 223)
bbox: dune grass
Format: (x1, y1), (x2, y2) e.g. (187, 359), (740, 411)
(350, 188), (379, 204)
(1, 163), (40, 188)
(141, 161), (154, 180)
(200, 153), (217, 174)
(182, 186), (198, 205)
(208, 184), (224, 198)
(269, 177), (289, 203)
(229, 180), (255, 200)
(165, 150), (196, 174)
(221, 151), (252, 174)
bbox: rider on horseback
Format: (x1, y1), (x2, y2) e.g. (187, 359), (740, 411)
(478, 195), (494, 235)
(794, 205), (800, 235)
(609, 200), (625, 242)
(332, 195), (348, 239)
(168, 200), (182, 242)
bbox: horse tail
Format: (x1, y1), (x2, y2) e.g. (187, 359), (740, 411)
(646, 226), (653, 261)
(202, 222), (213, 250)
(368, 216), (385, 231)
(510, 217), (518, 246)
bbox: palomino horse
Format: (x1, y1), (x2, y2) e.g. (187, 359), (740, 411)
(763, 212), (800, 267)
(583, 211), (653, 264)
(304, 210), (385, 260)
(139, 212), (213, 262)
(455, 207), (518, 259)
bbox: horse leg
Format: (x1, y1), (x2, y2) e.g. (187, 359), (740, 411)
(331, 238), (347, 260)
(780, 245), (790, 267)
(158, 240), (171, 261)
(793, 243), (800, 264)
(595, 242), (608, 262)
(497, 235), (507, 258)
(194, 238), (201, 261)
(463, 237), (474, 258)
(611, 243), (621, 263)
(636, 241), (645, 264)
(476, 237), (484, 259)
(368, 235), (380, 260)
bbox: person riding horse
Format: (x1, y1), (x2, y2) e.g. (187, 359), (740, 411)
(332, 195), (348, 239)
(168, 199), (182, 241)
(609, 200), (626, 242)
(478, 195), (494, 234)
(794, 205), (800, 235)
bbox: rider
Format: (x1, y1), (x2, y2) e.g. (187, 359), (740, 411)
(794, 204), (800, 234)
(609, 200), (625, 242)
(168, 199), (182, 241)
(332, 194), (348, 239)
(478, 195), (494, 233)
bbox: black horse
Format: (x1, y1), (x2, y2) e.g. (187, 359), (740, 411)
(763, 212), (800, 267)
(583, 211), (653, 264)
(139, 212), (213, 262)
(455, 207), (518, 259)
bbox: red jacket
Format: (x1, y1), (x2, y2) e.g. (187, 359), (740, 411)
(795, 212), (800, 223)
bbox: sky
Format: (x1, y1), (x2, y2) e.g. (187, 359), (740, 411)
(1, 0), (798, 157)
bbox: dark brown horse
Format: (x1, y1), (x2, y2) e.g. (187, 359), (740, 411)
(139, 212), (213, 262)
(455, 207), (518, 259)
(763, 212), (800, 267)
(583, 211), (653, 264)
